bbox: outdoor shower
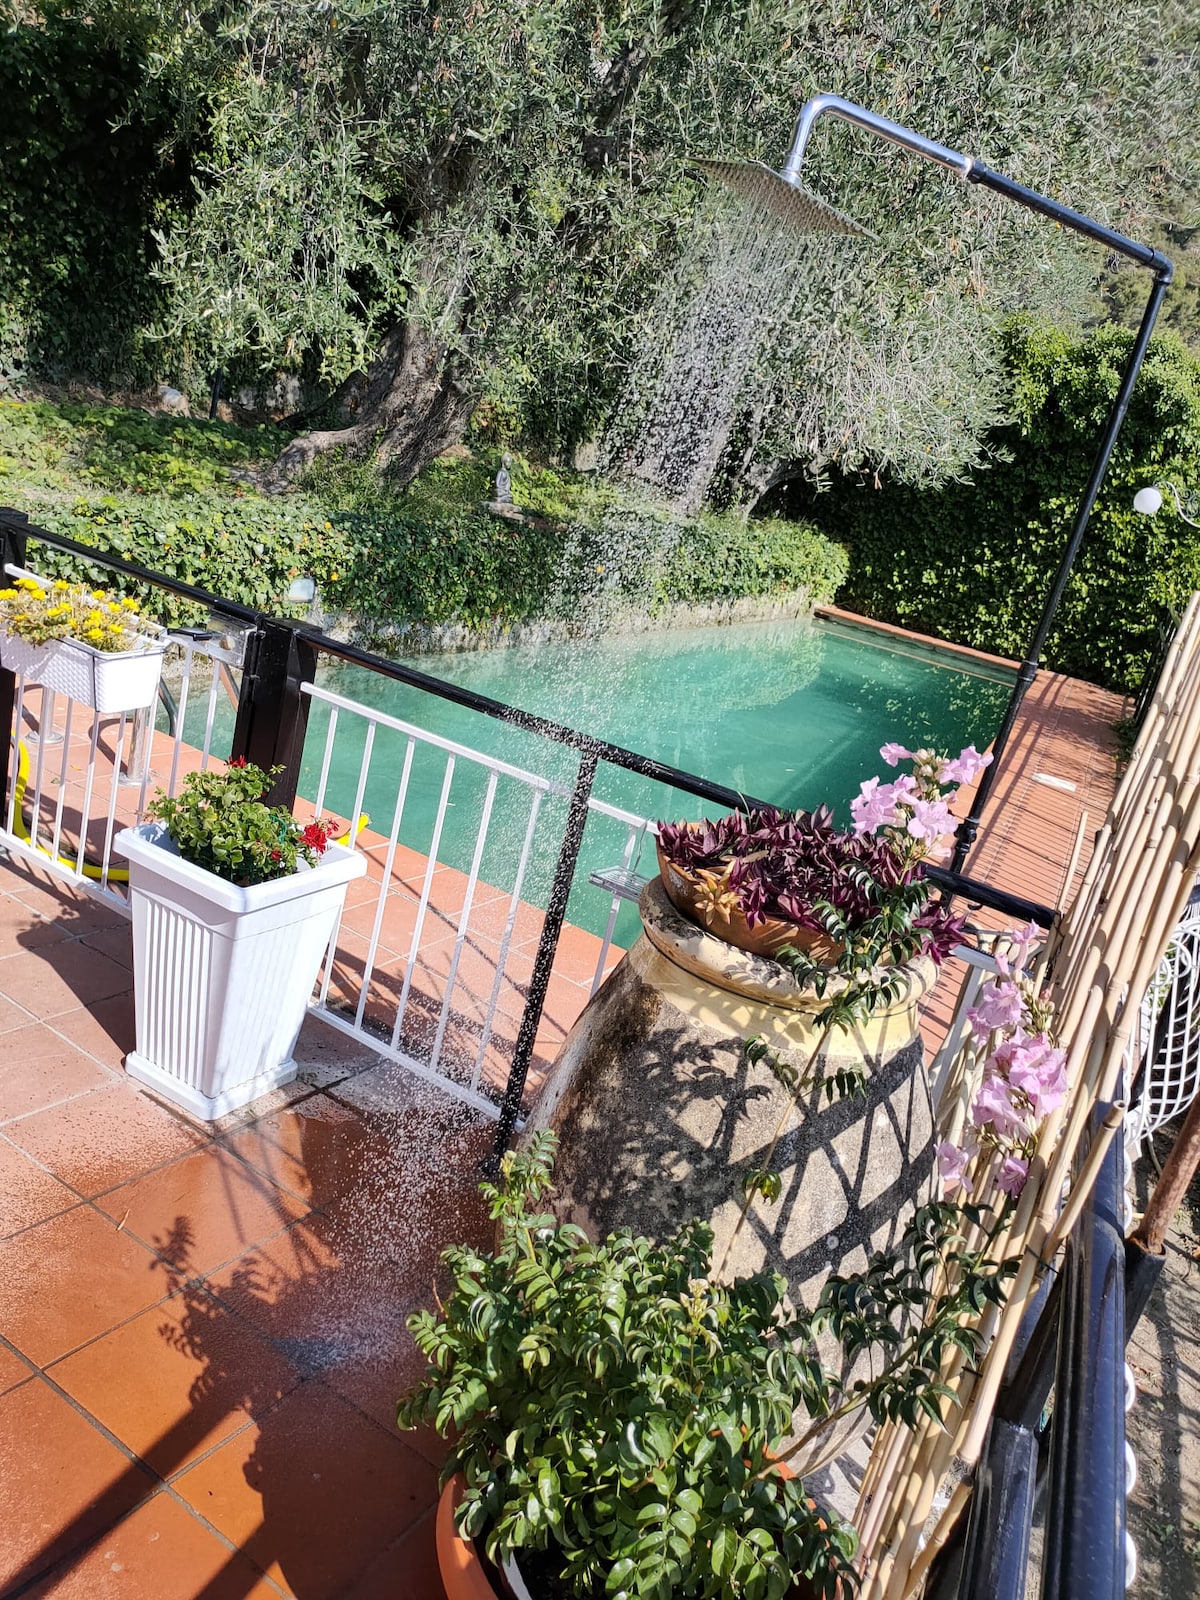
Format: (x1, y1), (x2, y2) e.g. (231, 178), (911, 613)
(700, 93), (1174, 879)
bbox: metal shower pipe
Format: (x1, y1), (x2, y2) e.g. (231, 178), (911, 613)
(779, 95), (1174, 878)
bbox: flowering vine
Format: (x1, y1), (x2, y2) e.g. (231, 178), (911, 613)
(850, 742), (991, 853)
(936, 922), (1068, 1201)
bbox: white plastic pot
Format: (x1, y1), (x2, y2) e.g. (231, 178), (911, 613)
(0, 627), (166, 713)
(115, 822), (367, 1119)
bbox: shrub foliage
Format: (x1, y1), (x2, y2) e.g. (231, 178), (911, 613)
(817, 324), (1200, 692)
(0, 398), (845, 634)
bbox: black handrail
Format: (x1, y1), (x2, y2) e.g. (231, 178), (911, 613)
(1042, 1115), (1128, 1600)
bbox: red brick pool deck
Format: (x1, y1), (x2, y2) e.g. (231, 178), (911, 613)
(0, 666), (1126, 1599)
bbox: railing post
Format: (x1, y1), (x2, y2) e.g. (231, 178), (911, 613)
(487, 747), (600, 1172)
(229, 618), (318, 808)
(0, 510), (29, 811)
(1041, 1115), (1128, 1600)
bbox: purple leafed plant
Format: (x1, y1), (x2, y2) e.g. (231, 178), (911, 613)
(658, 743), (992, 974)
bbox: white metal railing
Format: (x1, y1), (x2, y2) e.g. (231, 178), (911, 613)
(295, 685), (679, 1114)
(0, 626), (247, 904)
(583, 797), (658, 995)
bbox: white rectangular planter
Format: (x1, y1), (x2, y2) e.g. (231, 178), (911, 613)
(115, 822), (367, 1119)
(0, 627), (166, 713)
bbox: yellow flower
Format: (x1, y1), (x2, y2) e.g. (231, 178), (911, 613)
(121, 597), (140, 612)
(53, 580), (69, 592)
(84, 627), (104, 642)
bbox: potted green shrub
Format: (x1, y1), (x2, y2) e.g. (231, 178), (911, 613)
(0, 573), (165, 712)
(399, 1131), (1014, 1600)
(114, 759), (366, 1119)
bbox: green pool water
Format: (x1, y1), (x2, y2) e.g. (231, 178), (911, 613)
(186, 614), (1013, 945)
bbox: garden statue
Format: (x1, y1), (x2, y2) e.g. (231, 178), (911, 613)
(494, 452), (514, 505)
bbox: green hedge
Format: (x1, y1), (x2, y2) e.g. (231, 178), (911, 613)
(0, 6), (191, 383)
(0, 399), (846, 635)
(819, 323), (1200, 692)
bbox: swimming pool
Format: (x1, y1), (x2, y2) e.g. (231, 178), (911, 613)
(255, 612), (1013, 942)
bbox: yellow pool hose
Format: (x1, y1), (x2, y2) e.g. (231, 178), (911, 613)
(9, 736), (367, 885)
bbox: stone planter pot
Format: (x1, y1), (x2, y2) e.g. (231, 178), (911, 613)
(114, 822), (366, 1119)
(522, 877), (939, 1474)
(0, 626), (165, 713)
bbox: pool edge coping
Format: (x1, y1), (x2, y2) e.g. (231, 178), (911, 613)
(814, 605), (1021, 672)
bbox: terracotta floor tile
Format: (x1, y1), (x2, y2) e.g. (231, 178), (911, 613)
(0, 1339), (35, 1396)
(0, 1134), (81, 1237)
(0, 1375), (157, 1592)
(337, 890), (425, 956)
(0, 941), (131, 1020)
(0, 896), (69, 958)
(5, 875), (130, 938)
(320, 1318), (431, 1441)
(46, 994), (137, 1072)
(339, 1507), (446, 1600)
(0, 990), (36, 1033)
(293, 1011), (379, 1074)
(0, 1024), (115, 1124)
(542, 921), (618, 987)
(5, 1082), (206, 1198)
(25, 1491), (286, 1599)
(49, 1291), (303, 1480)
(78, 924), (134, 971)
(0, 1205), (166, 1366)
(95, 1145), (309, 1277)
(220, 1094), (369, 1207)
(171, 1382), (437, 1600)
(204, 1217), (417, 1394)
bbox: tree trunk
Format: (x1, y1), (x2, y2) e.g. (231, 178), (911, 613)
(257, 317), (477, 491)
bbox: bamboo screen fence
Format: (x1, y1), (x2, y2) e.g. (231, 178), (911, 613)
(853, 594), (1200, 1600)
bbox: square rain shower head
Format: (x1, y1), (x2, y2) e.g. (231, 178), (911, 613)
(693, 158), (874, 238)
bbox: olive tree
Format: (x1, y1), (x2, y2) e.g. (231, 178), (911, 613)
(144, 0), (1200, 494)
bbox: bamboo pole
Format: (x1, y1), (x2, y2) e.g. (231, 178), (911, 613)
(898, 1480), (972, 1600)
(851, 601), (1200, 1592)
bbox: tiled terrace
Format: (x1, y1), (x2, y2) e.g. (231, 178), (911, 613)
(0, 663), (1127, 1600)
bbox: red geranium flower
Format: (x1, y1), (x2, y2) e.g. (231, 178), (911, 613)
(229, 756), (247, 769)
(301, 821), (329, 854)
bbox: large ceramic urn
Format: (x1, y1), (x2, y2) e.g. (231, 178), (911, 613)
(523, 878), (940, 1471)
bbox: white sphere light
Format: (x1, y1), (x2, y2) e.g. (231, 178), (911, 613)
(1133, 486), (1163, 516)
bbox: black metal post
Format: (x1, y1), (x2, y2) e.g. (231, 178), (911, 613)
(1124, 1235), (1165, 1342)
(956, 1419), (1040, 1600)
(229, 618), (319, 809)
(1041, 1117), (1128, 1600)
(488, 747), (599, 1172)
(208, 368), (224, 421)
(949, 265), (1174, 874)
(0, 510), (28, 812)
